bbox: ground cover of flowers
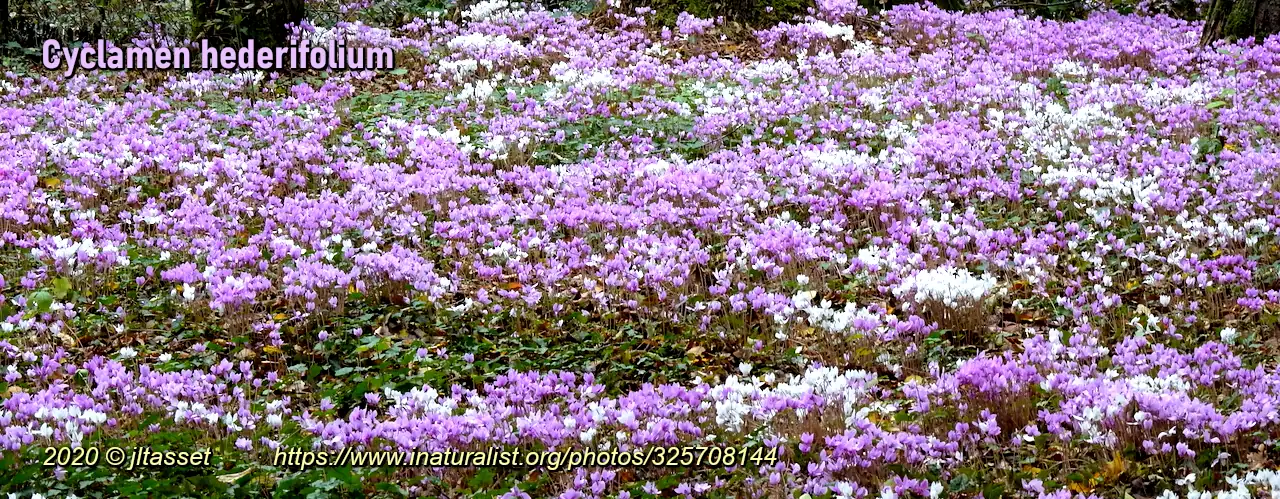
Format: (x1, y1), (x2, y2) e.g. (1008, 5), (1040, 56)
(2, 0), (1280, 497)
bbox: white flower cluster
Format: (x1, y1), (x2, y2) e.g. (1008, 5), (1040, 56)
(446, 33), (523, 59)
(1153, 211), (1275, 250)
(171, 400), (224, 426)
(482, 133), (532, 161)
(376, 117), (480, 158)
(855, 246), (889, 269)
(1139, 80), (1213, 108)
(709, 366), (876, 431)
(1128, 374), (1192, 394)
(409, 122), (477, 155)
(1155, 468), (1280, 498)
(447, 33), (507, 52)
(859, 86), (888, 112)
(1016, 99), (1125, 165)
(386, 386), (459, 416)
(1051, 59), (1092, 77)
(23, 405), (108, 445)
(462, 0), (523, 21)
(806, 21), (858, 42)
(166, 70), (272, 96)
(454, 78), (497, 103)
(551, 62), (619, 91)
(801, 145), (876, 174)
(483, 240), (530, 262)
(739, 59), (798, 82)
(689, 81), (753, 116)
(634, 158), (677, 178)
(1220, 327), (1240, 345)
(303, 24), (347, 45)
(171, 283), (200, 302)
(228, 70), (266, 87)
(791, 290), (878, 333)
(892, 266), (997, 309)
(1040, 165), (1161, 209)
(30, 236), (129, 273)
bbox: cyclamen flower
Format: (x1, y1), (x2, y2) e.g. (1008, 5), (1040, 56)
(815, 0), (865, 21)
(893, 266), (997, 308)
(1220, 327), (1239, 345)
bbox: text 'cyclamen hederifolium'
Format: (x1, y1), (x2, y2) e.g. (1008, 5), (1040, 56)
(41, 39), (396, 77)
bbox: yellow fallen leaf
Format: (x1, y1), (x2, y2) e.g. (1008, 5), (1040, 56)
(272, 313), (287, 321)
(41, 177), (62, 189)
(263, 346), (282, 355)
(55, 332), (77, 347)
(217, 468), (253, 483)
(1100, 450), (1126, 482)
(1015, 311), (1043, 321)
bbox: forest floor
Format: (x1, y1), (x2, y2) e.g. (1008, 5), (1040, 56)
(2, 1), (1280, 498)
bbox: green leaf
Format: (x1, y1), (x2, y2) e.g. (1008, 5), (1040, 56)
(655, 475), (680, 489)
(326, 466), (360, 488)
(30, 291), (54, 314)
(468, 468), (495, 489)
(390, 68), (409, 76)
(374, 482), (409, 497)
(1206, 100), (1227, 109)
(51, 277), (72, 299)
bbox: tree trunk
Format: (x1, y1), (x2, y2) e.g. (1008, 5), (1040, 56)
(1, 0), (8, 44)
(192, 0), (223, 42)
(1201, 0), (1280, 44)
